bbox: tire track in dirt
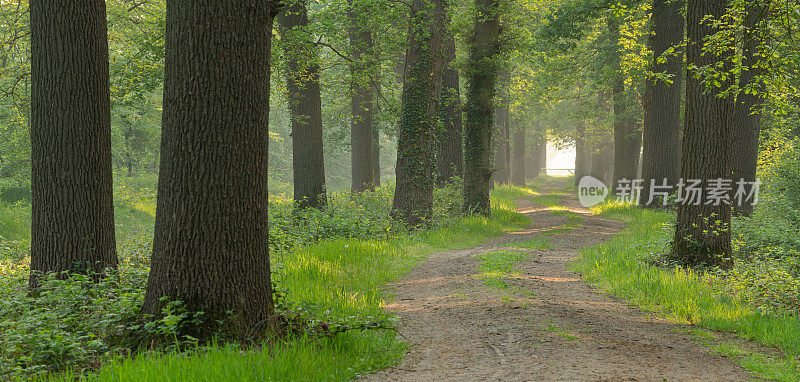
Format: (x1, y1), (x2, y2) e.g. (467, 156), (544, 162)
(364, 184), (753, 381)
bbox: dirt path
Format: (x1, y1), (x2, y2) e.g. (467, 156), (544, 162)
(365, 184), (753, 381)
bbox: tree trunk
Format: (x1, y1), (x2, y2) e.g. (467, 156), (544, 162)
(278, 0), (327, 209)
(527, 120), (543, 178)
(574, 121), (588, 186)
(349, 0), (376, 193)
(373, 42), (382, 187)
(142, 0), (277, 340)
(640, 0), (684, 207)
(29, 0), (117, 287)
(608, 15), (640, 189)
(391, 0), (445, 226)
(493, 71), (511, 185)
(731, 1), (767, 216)
(511, 119), (526, 186)
(435, 21), (464, 186)
(463, 0), (502, 215)
(670, 0), (734, 267)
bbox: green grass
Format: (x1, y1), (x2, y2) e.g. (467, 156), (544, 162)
(38, 185), (531, 382)
(477, 250), (528, 290)
(507, 236), (553, 250)
(572, 202), (800, 381)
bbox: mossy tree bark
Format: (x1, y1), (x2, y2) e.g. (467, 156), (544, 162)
(463, 0), (502, 215)
(435, 17), (464, 187)
(142, 0), (278, 340)
(391, 0), (445, 226)
(670, 0), (734, 267)
(278, 0), (327, 209)
(29, 0), (118, 287)
(640, 0), (684, 207)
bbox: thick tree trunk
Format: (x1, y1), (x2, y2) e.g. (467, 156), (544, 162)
(731, 1), (766, 216)
(511, 119), (526, 186)
(349, 0), (376, 193)
(670, 0), (734, 267)
(640, 0), (684, 207)
(391, 0), (445, 226)
(278, 0), (327, 209)
(142, 0), (277, 340)
(463, 0), (502, 215)
(436, 23), (464, 186)
(29, 0), (117, 286)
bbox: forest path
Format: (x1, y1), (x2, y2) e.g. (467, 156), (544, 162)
(364, 182), (753, 381)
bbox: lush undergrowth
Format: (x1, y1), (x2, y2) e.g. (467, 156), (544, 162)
(0, 177), (530, 381)
(573, 203), (800, 381)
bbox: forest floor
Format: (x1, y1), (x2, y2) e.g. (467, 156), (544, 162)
(365, 182), (754, 382)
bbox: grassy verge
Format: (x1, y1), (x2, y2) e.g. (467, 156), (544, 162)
(39, 186), (530, 382)
(572, 203), (800, 381)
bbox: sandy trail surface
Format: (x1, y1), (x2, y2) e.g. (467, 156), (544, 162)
(365, 184), (752, 381)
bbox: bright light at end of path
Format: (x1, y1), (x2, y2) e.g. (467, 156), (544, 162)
(546, 141), (576, 176)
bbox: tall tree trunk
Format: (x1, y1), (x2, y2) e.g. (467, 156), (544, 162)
(435, 21), (464, 186)
(463, 0), (502, 215)
(142, 0), (277, 340)
(493, 71), (511, 185)
(608, 15), (640, 189)
(349, 0), (376, 193)
(391, 0), (445, 226)
(527, 120), (543, 178)
(640, 0), (684, 207)
(574, 121), (588, 186)
(278, 0), (327, 209)
(511, 119), (526, 186)
(731, 1), (767, 216)
(29, 0), (117, 287)
(372, 44), (382, 187)
(670, 0), (734, 267)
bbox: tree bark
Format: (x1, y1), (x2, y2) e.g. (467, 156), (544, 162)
(511, 119), (526, 186)
(349, 0), (376, 193)
(278, 0), (327, 209)
(670, 0), (734, 267)
(731, 1), (767, 216)
(142, 0), (278, 340)
(391, 0), (445, 226)
(463, 0), (502, 215)
(435, 21), (464, 186)
(29, 0), (118, 286)
(640, 0), (684, 207)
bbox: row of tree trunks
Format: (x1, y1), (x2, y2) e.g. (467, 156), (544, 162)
(391, 0), (445, 226)
(29, 0), (118, 286)
(527, 120), (545, 178)
(463, 0), (502, 215)
(511, 119), (526, 186)
(670, 0), (734, 267)
(141, 0), (278, 339)
(435, 21), (464, 186)
(349, 0), (377, 193)
(640, 0), (684, 208)
(278, 0), (327, 209)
